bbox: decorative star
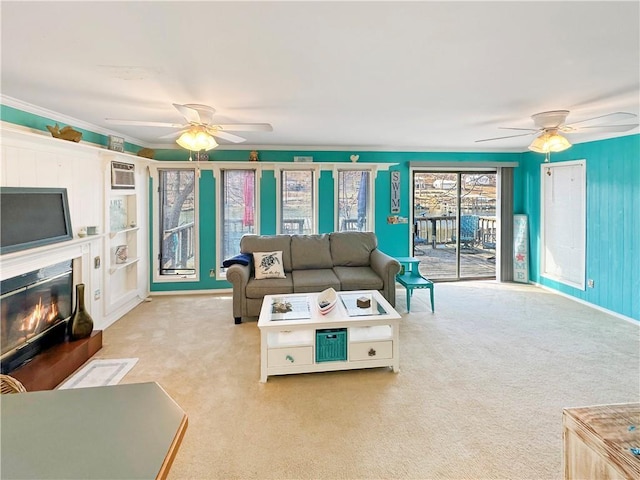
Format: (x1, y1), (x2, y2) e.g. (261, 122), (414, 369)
(516, 253), (525, 262)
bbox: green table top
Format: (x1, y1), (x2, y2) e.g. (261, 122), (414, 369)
(1, 382), (187, 480)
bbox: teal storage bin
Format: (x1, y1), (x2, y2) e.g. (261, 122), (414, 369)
(315, 329), (347, 362)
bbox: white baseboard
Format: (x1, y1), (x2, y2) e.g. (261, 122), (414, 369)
(149, 288), (233, 296)
(534, 282), (638, 326)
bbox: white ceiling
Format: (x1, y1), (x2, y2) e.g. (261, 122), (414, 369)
(2, 1), (639, 152)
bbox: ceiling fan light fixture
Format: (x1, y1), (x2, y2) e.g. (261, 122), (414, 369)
(176, 127), (218, 151)
(528, 131), (572, 153)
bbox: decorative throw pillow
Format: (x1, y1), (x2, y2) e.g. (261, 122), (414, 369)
(253, 251), (286, 279)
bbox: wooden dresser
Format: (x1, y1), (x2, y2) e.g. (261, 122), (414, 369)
(563, 403), (640, 479)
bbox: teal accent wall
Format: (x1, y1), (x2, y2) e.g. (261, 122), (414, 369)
(318, 170), (334, 233)
(260, 170), (277, 234)
(198, 171), (217, 288)
(519, 134), (640, 320)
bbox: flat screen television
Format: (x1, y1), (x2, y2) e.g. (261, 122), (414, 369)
(0, 187), (73, 254)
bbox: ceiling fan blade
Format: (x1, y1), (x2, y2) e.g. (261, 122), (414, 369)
(475, 132), (537, 143)
(498, 127), (540, 132)
(216, 123), (273, 132)
(157, 130), (185, 140)
(105, 119), (183, 128)
(173, 103), (215, 124)
(564, 111), (637, 128)
(563, 123), (639, 133)
(210, 130), (246, 143)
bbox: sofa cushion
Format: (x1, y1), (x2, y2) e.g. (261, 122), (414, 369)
(333, 266), (383, 291)
(330, 232), (378, 267)
(291, 234), (333, 270)
(246, 276), (294, 299)
(241, 235), (292, 272)
(292, 269), (341, 293)
(253, 251), (286, 279)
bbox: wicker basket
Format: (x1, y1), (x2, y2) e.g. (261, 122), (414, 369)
(0, 374), (27, 394)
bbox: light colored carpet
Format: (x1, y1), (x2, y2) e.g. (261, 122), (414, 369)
(57, 358), (138, 389)
(93, 281), (639, 479)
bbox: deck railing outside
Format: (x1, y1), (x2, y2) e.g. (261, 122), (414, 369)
(223, 219), (254, 260)
(162, 222), (195, 271)
(415, 215), (496, 250)
(478, 216), (496, 249)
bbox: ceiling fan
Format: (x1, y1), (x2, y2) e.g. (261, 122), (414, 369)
(106, 103), (273, 150)
(476, 110), (638, 153)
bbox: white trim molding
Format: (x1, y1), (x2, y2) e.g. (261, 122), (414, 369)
(1, 95), (150, 147)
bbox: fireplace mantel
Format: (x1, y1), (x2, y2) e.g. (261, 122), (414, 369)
(1, 236), (99, 281)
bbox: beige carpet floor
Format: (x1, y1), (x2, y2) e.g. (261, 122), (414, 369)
(95, 281), (639, 479)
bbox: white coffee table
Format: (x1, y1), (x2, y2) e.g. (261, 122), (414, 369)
(257, 290), (401, 382)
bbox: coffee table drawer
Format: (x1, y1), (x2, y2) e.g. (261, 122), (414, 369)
(268, 346), (313, 367)
(350, 341), (392, 361)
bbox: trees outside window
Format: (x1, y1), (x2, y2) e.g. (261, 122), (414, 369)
(159, 169), (196, 276)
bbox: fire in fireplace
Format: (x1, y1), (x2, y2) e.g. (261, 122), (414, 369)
(1, 260), (73, 373)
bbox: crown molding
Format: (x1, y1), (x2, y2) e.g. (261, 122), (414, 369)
(194, 143), (526, 153)
(0, 95), (150, 147)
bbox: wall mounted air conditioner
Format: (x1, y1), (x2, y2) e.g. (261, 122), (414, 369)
(111, 161), (135, 189)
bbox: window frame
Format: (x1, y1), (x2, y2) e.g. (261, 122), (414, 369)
(274, 164), (320, 235)
(150, 165), (200, 283)
(333, 166), (375, 232)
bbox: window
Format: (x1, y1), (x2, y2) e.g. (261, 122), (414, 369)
(280, 169), (315, 234)
(337, 170), (371, 231)
(158, 169), (197, 277)
(220, 169), (258, 262)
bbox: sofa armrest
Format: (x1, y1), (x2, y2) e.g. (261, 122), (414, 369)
(226, 264), (251, 320)
(370, 249), (401, 307)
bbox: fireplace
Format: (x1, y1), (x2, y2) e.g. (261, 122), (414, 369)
(1, 260), (73, 374)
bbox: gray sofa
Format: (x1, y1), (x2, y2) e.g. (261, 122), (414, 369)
(226, 231), (400, 324)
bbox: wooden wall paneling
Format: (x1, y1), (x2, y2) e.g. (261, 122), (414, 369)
(620, 151), (636, 317)
(588, 155), (603, 308)
(17, 145), (38, 185)
(33, 147), (54, 187)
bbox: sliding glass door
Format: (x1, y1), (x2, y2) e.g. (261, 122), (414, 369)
(413, 171), (497, 281)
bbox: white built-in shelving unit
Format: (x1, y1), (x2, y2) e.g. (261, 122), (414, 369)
(102, 151), (146, 315)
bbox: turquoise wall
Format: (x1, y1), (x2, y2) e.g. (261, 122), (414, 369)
(517, 135), (640, 320)
(3, 105), (637, 319)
